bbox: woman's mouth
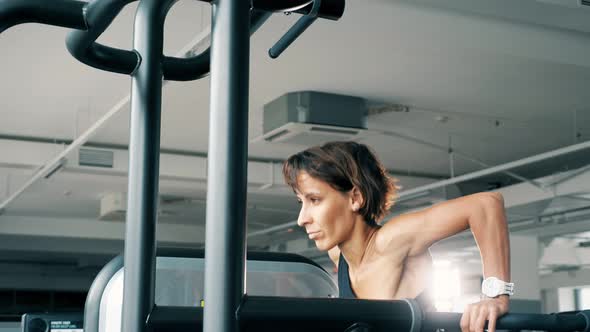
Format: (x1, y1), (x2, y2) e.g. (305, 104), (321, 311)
(308, 231), (320, 240)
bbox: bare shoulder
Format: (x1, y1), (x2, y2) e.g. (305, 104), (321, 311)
(328, 246), (340, 267)
(376, 191), (505, 257)
(373, 211), (426, 258)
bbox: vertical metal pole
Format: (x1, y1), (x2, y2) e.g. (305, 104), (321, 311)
(204, 0), (251, 332)
(122, 1), (176, 332)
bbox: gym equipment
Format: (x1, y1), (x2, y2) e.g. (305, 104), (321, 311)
(22, 313), (83, 332)
(83, 249), (337, 332)
(2, 0), (589, 331)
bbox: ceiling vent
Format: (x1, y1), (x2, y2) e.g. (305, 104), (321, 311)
(254, 91), (371, 145)
(79, 148), (114, 168)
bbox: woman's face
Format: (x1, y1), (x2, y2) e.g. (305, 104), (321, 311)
(295, 171), (356, 251)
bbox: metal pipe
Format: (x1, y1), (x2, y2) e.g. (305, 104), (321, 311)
(203, 0), (251, 332)
(122, 0), (176, 332)
(66, 0), (139, 76)
(0, 0), (87, 33)
(269, 15), (317, 59)
(379, 129), (544, 190)
(397, 140), (590, 200)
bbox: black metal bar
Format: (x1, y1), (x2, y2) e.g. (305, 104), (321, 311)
(252, 0), (312, 12)
(238, 296), (418, 332)
(192, 0), (344, 20)
(203, 0), (251, 332)
(122, 0), (177, 332)
(254, 0), (344, 20)
(64, 0), (341, 78)
(148, 297), (417, 332)
(0, 0), (86, 33)
(65, 0), (139, 76)
(422, 312), (588, 332)
(268, 0), (321, 59)
(149, 303), (590, 332)
(269, 14), (317, 59)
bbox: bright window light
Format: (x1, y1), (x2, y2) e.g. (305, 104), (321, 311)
(579, 287), (590, 310)
(432, 260), (461, 312)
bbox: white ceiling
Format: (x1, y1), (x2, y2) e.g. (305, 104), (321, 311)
(0, 0), (589, 275)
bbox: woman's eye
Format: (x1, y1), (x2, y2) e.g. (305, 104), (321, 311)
(310, 198), (319, 204)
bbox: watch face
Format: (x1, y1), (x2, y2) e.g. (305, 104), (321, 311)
(483, 277), (500, 297)
(491, 279), (501, 295)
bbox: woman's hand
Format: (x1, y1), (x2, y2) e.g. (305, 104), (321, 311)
(460, 295), (509, 332)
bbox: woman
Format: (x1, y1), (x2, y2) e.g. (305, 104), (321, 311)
(282, 141), (511, 332)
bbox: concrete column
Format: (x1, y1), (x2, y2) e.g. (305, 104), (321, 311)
(509, 235), (541, 313)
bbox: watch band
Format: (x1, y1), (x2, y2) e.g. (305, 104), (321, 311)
(482, 277), (515, 297)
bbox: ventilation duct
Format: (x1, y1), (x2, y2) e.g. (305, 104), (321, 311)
(79, 148), (114, 168)
(256, 91), (370, 145)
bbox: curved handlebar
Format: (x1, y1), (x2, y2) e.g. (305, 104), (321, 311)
(253, 0), (344, 20)
(0, 0), (344, 80)
(0, 0), (86, 33)
(65, 0), (139, 76)
(66, 0), (274, 80)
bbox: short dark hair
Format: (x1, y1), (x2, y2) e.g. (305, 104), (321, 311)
(282, 141), (398, 225)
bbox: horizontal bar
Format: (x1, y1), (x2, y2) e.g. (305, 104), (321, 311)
(0, 0), (86, 34)
(149, 297), (416, 332)
(194, 0), (345, 20)
(253, 0), (344, 20)
(147, 299), (589, 332)
(423, 311), (588, 332)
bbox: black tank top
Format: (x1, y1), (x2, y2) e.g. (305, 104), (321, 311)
(338, 254), (435, 311)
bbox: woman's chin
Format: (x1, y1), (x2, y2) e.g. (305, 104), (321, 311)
(314, 239), (333, 252)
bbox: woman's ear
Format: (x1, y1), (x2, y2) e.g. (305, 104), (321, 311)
(350, 187), (364, 212)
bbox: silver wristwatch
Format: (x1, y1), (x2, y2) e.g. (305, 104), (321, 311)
(481, 277), (514, 298)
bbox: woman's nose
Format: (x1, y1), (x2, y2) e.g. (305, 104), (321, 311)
(297, 206), (311, 227)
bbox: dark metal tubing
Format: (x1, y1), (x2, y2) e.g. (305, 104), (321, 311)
(0, 0), (86, 34)
(423, 312), (588, 332)
(269, 0), (320, 59)
(238, 296), (416, 332)
(65, 0), (269, 80)
(66, 0), (140, 76)
(203, 0), (251, 332)
(148, 303), (590, 332)
(253, 0), (312, 12)
(192, 0), (344, 20)
(122, 0), (177, 332)
(253, 0), (344, 20)
(148, 297), (416, 332)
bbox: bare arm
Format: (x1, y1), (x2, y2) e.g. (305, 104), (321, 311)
(382, 192), (510, 332)
(382, 192), (510, 281)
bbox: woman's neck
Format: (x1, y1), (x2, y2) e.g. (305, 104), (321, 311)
(339, 218), (380, 269)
